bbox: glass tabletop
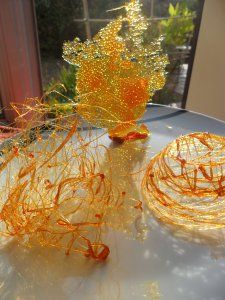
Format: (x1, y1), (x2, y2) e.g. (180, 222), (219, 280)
(0, 105), (224, 300)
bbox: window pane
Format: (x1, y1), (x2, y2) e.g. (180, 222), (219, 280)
(88, 0), (154, 19)
(142, 0), (153, 17)
(90, 21), (110, 37)
(149, 19), (194, 107)
(87, 0), (125, 19)
(154, 0), (199, 17)
(150, 0), (199, 107)
(35, 0), (85, 87)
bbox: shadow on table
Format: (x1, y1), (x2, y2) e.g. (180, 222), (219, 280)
(0, 240), (99, 299)
(150, 213), (225, 260)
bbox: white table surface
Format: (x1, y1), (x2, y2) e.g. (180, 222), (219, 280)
(0, 104), (225, 300)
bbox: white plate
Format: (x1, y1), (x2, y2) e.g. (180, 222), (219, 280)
(0, 105), (225, 300)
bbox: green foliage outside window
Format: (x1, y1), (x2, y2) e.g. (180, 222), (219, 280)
(160, 3), (195, 48)
(45, 65), (77, 115)
(35, 0), (84, 58)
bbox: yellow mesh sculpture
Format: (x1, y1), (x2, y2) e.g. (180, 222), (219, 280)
(63, 0), (168, 142)
(142, 132), (225, 230)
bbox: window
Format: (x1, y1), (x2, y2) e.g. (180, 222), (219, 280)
(35, 0), (203, 107)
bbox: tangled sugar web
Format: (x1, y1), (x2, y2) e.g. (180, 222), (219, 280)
(142, 132), (225, 230)
(0, 100), (146, 261)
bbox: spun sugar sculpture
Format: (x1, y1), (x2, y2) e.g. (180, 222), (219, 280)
(63, 0), (168, 142)
(0, 114), (143, 261)
(142, 132), (225, 230)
